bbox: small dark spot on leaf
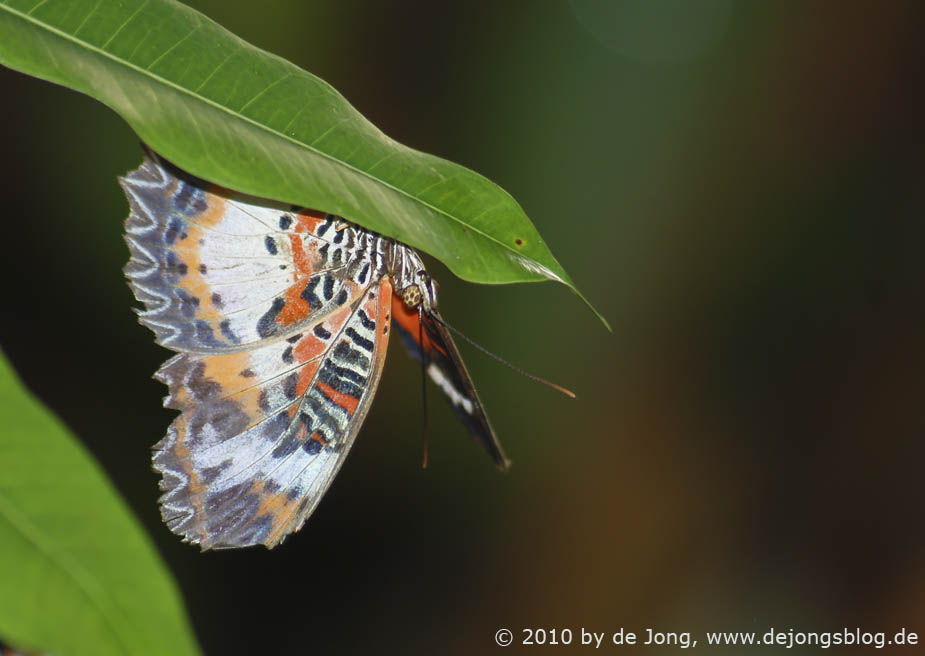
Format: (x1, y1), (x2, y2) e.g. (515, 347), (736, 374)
(515, 238), (524, 246)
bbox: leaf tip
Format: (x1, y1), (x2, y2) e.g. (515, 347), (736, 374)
(577, 291), (612, 332)
(558, 280), (611, 332)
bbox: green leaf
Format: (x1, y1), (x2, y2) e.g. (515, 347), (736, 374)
(0, 0), (607, 328)
(0, 350), (201, 656)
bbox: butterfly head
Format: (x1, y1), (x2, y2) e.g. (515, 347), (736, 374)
(391, 243), (439, 315)
(399, 268), (439, 315)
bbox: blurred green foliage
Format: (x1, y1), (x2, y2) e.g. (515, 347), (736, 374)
(0, 350), (200, 656)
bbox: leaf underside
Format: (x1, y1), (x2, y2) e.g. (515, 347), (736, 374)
(0, 0), (608, 328)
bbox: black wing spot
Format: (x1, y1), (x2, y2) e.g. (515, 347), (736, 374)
(357, 262), (370, 285)
(194, 321), (223, 347)
(282, 372), (299, 400)
(264, 236), (278, 255)
(176, 289), (199, 318)
(345, 327), (374, 353)
(313, 324), (332, 340)
(318, 360), (366, 397)
(333, 341), (370, 369)
(323, 276), (335, 300)
(357, 309), (376, 331)
(301, 278), (323, 310)
(164, 217), (184, 245)
(279, 215), (292, 230)
(303, 439), (323, 455)
(257, 297), (286, 338)
(219, 319), (239, 344)
(172, 181), (208, 216)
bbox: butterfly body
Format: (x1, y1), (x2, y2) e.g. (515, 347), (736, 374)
(122, 155), (507, 549)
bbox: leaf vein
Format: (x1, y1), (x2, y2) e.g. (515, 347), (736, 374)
(72, 0), (103, 37)
(145, 23), (201, 71)
(100, 0), (150, 50)
(236, 72), (293, 114)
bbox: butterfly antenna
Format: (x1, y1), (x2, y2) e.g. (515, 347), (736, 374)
(419, 308), (430, 469)
(431, 315), (576, 399)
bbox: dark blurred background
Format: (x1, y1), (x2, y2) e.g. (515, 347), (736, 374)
(2, 0), (924, 653)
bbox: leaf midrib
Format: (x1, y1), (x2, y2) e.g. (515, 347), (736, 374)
(1, 1), (521, 258)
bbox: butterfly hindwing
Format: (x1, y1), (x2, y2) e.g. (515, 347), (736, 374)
(154, 277), (393, 549)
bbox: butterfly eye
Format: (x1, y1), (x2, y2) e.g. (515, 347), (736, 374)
(401, 285), (423, 308)
(416, 269), (426, 279)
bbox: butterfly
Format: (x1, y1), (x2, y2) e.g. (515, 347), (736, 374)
(121, 153), (510, 549)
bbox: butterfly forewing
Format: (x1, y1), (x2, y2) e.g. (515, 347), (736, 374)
(123, 157), (377, 352)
